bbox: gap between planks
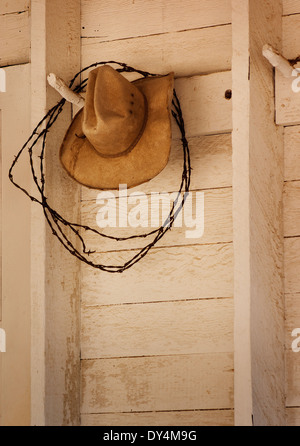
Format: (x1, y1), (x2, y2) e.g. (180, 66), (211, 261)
(81, 295), (233, 309)
(81, 22), (232, 44)
(81, 351), (234, 361)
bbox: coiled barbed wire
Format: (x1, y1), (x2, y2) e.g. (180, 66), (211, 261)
(9, 61), (191, 273)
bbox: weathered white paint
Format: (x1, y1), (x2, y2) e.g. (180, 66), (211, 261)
(283, 0), (300, 15)
(80, 186), (232, 251)
(81, 353), (234, 413)
(283, 181), (300, 236)
(232, 0), (285, 426)
(262, 44), (294, 78)
(81, 410), (234, 427)
(284, 126), (300, 181)
(81, 242), (233, 306)
(30, 0), (81, 426)
(0, 11), (30, 67)
(81, 0), (232, 39)
(0, 0), (29, 14)
(81, 298), (233, 358)
(284, 237), (300, 294)
(0, 63), (31, 426)
(82, 25), (232, 77)
(82, 133), (233, 201)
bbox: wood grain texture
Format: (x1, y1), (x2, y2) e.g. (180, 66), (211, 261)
(284, 181), (300, 236)
(286, 350), (300, 407)
(82, 133), (232, 202)
(81, 353), (234, 413)
(283, 14), (300, 59)
(81, 0), (232, 39)
(0, 0), (29, 14)
(232, 0), (285, 426)
(30, 0), (81, 426)
(284, 126), (300, 181)
(285, 293), (300, 349)
(81, 25), (232, 76)
(81, 409), (234, 426)
(81, 242), (233, 306)
(81, 298), (233, 359)
(283, 0), (300, 15)
(0, 11), (30, 67)
(285, 294), (300, 409)
(275, 72), (300, 126)
(0, 64), (31, 426)
(80, 187), (232, 252)
(174, 72), (232, 137)
(284, 237), (300, 294)
(286, 407), (300, 426)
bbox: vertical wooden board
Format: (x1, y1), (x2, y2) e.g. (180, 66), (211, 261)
(0, 1), (29, 14)
(81, 409), (234, 427)
(81, 242), (233, 306)
(30, 0), (81, 426)
(284, 237), (300, 294)
(81, 0), (232, 39)
(283, 0), (300, 15)
(284, 126), (300, 181)
(81, 26), (232, 77)
(81, 298), (233, 359)
(0, 64), (31, 426)
(0, 12), (30, 67)
(81, 353), (234, 413)
(81, 133), (233, 201)
(232, 0), (285, 426)
(283, 181), (300, 236)
(80, 187), (233, 252)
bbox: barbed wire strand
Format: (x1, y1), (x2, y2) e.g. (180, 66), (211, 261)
(9, 61), (191, 273)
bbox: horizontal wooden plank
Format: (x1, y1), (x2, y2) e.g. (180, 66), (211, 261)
(284, 237), (300, 294)
(0, 0), (29, 15)
(284, 126), (300, 181)
(284, 181), (300, 237)
(283, 0), (300, 15)
(286, 350), (300, 407)
(81, 409), (234, 426)
(276, 15), (300, 125)
(285, 294), (300, 409)
(80, 187), (232, 252)
(283, 14), (300, 59)
(81, 25), (232, 76)
(73, 72), (232, 137)
(80, 353), (234, 413)
(175, 72), (232, 136)
(82, 133), (233, 202)
(287, 407), (300, 426)
(81, 242), (233, 306)
(81, 0), (232, 39)
(0, 11), (30, 67)
(285, 293), (300, 349)
(81, 298), (233, 359)
(275, 71), (300, 126)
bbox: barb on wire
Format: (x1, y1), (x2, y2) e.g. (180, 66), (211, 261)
(9, 61), (191, 273)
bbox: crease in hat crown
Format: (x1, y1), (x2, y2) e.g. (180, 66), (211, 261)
(82, 65), (147, 158)
(59, 65), (174, 190)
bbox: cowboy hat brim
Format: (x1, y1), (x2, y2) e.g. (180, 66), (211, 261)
(59, 72), (174, 190)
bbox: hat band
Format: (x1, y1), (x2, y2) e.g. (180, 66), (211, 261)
(93, 93), (148, 159)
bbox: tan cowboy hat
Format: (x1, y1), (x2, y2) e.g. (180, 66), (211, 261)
(59, 65), (174, 189)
